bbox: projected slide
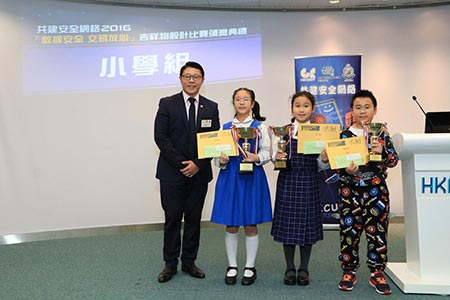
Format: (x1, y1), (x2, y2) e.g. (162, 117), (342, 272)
(20, 4), (262, 94)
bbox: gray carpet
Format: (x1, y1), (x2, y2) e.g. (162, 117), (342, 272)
(0, 223), (445, 300)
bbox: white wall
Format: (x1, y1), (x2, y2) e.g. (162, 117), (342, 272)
(0, 1), (449, 235)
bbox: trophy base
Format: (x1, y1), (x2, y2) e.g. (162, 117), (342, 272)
(369, 153), (382, 162)
(274, 160), (291, 171)
(239, 162), (254, 174)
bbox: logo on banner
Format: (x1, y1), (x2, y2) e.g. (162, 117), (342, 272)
(300, 67), (316, 81)
(342, 63), (356, 81)
(321, 65), (335, 76)
(318, 65), (340, 81)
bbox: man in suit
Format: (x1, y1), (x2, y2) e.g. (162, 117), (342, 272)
(154, 61), (220, 283)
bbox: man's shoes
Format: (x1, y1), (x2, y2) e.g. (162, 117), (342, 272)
(338, 270), (357, 291)
(297, 269), (309, 285)
(225, 266), (238, 285)
(370, 270), (392, 295)
(241, 267), (257, 286)
(157, 266), (177, 283)
(283, 269), (296, 285)
(181, 263), (206, 279)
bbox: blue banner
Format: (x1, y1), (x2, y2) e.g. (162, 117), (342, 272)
(294, 55), (361, 225)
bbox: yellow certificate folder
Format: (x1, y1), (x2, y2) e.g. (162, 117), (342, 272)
(297, 124), (340, 154)
(197, 130), (237, 159)
(324, 136), (368, 170)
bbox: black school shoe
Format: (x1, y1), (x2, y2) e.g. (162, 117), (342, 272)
(297, 269), (309, 285)
(225, 266), (238, 285)
(241, 267), (257, 286)
(284, 269), (296, 285)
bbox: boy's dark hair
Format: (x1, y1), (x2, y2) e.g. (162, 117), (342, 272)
(290, 91), (316, 123)
(232, 87), (266, 121)
(351, 89), (377, 108)
(179, 61), (205, 77)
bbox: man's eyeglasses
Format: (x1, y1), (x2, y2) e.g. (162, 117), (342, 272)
(181, 74), (203, 81)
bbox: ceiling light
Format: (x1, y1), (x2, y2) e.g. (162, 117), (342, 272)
(329, 0), (340, 4)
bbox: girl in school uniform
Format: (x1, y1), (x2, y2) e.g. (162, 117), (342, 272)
(271, 91), (327, 286)
(211, 87), (272, 286)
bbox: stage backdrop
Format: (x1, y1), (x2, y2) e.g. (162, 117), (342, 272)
(294, 55), (362, 225)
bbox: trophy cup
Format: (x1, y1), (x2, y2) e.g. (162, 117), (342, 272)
(235, 127), (257, 174)
(271, 125), (292, 171)
(363, 122), (386, 162)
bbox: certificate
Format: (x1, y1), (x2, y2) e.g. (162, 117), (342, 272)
(324, 136), (368, 169)
(197, 129), (237, 159)
(297, 124), (340, 154)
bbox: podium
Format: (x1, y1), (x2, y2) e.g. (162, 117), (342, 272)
(386, 133), (450, 295)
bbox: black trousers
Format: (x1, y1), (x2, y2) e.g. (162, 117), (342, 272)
(160, 179), (208, 268)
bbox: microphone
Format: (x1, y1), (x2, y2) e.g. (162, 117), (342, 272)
(412, 96), (435, 132)
(412, 96), (427, 116)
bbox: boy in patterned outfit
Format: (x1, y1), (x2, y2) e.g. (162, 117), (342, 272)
(334, 90), (399, 295)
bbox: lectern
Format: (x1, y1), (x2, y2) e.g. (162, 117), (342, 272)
(386, 133), (450, 295)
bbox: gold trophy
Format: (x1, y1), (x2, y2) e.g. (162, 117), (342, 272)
(363, 122), (386, 162)
(235, 127), (257, 174)
(271, 126), (292, 170)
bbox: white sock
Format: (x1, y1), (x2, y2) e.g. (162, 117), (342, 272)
(244, 234), (259, 277)
(225, 231), (238, 276)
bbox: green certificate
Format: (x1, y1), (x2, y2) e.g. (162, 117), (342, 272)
(303, 140), (326, 155)
(203, 144), (234, 158)
(333, 153), (365, 169)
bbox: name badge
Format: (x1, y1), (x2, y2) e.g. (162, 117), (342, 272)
(201, 119), (212, 128)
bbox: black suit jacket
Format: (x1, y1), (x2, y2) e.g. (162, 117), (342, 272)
(154, 92), (220, 183)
